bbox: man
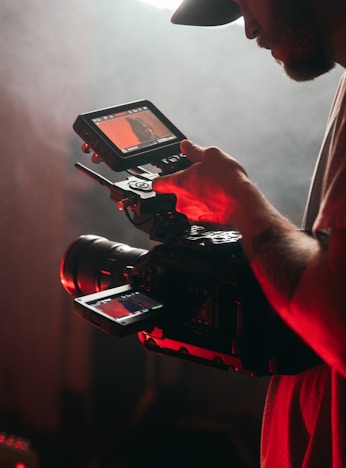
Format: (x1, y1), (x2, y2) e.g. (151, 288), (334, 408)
(152, 0), (346, 466)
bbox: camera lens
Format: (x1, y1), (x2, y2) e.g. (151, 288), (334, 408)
(60, 234), (148, 296)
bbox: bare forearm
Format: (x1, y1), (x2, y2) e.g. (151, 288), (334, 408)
(233, 179), (311, 277)
(249, 226), (313, 301)
(239, 204), (315, 322)
(234, 182), (346, 375)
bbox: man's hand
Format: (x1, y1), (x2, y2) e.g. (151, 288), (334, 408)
(152, 139), (249, 228)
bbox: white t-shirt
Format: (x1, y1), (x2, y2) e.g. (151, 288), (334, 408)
(261, 73), (346, 468)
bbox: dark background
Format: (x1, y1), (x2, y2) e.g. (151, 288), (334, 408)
(0, 1), (343, 466)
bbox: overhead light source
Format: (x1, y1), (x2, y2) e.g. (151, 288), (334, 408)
(139, 0), (182, 10)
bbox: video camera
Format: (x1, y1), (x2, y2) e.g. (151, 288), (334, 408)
(60, 100), (321, 376)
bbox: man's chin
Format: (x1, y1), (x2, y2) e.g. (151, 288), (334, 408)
(280, 60), (335, 82)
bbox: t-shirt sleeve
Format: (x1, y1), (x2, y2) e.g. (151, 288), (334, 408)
(313, 73), (346, 232)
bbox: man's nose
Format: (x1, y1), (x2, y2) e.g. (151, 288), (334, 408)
(243, 16), (259, 39)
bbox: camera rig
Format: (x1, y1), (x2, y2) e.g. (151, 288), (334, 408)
(60, 101), (321, 377)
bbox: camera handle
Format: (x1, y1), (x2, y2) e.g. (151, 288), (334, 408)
(74, 162), (158, 210)
(74, 162), (189, 238)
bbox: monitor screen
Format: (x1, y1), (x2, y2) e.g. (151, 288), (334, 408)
(89, 290), (163, 320)
(93, 106), (178, 155)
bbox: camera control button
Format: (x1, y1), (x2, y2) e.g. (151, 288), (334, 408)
(128, 180), (152, 192)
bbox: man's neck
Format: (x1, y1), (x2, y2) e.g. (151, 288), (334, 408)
(332, 24), (346, 68)
(322, 0), (346, 67)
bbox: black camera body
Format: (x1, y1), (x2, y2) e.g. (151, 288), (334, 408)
(61, 100), (321, 377)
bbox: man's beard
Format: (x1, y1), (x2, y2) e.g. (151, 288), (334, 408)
(272, 0), (335, 82)
(281, 29), (335, 82)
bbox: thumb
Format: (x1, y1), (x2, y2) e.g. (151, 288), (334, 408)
(180, 139), (204, 163)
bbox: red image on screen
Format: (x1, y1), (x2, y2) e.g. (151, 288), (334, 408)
(94, 108), (176, 153)
(92, 292), (163, 320)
